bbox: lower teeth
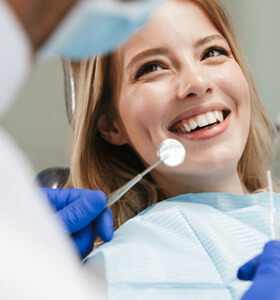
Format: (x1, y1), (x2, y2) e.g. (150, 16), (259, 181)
(192, 122), (219, 132)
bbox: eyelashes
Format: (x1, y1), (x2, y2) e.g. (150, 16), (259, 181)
(134, 46), (230, 81)
(135, 61), (165, 80)
(202, 46), (230, 60)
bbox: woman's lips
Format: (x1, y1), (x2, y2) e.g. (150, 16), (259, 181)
(168, 103), (231, 129)
(169, 111), (231, 141)
(170, 110), (227, 133)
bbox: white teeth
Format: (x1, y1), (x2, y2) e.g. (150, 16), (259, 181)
(218, 111), (224, 122)
(214, 110), (223, 122)
(175, 110), (226, 133)
(184, 123), (191, 133)
(206, 112), (217, 124)
(214, 111), (220, 120)
(189, 120), (198, 130)
(197, 115), (208, 127)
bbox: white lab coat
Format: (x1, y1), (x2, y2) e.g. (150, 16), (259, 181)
(0, 1), (104, 299)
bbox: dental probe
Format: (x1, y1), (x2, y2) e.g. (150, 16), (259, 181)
(106, 138), (186, 208)
(267, 170), (279, 240)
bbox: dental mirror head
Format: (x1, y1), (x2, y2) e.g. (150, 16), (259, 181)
(157, 139), (186, 167)
(106, 138), (186, 207)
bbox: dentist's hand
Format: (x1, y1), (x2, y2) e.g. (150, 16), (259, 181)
(238, 240), (280, 300)
(41, 188), (114, 258)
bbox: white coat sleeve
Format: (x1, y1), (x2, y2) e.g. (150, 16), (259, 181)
(0, 2), (105, 299)
(0, 1), (32, 117)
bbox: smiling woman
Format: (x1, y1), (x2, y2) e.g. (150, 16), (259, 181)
(65, 0), (276, 222)
(64, 0), (279, 299)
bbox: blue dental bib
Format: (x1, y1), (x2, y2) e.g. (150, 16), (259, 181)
(84, 192), (279, 299)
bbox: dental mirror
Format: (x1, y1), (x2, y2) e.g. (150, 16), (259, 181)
(106, 138), (186, 207)
(158, 138), (186, 167)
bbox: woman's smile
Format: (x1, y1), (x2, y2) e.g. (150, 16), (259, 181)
(168, 103), (231, 141)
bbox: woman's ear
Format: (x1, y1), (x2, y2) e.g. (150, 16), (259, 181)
(97, 114), (127, 145)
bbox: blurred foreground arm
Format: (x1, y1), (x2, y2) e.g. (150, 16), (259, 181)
(6, 0), (79, 51)
(6, 0), (164, 59)
(238, 240), (280, 300)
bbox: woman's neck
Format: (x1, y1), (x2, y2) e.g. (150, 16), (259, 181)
(152, 168), (245, 198)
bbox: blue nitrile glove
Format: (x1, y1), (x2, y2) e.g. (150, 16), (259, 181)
(41, 188), (114, 258)
(238, 240), (280, 300)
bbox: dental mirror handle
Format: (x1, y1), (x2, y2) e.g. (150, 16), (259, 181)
(106, 157), (166, 208)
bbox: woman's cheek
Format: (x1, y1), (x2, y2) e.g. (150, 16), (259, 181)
(219, 63), (250, 105)
(130, 83), (169, 115)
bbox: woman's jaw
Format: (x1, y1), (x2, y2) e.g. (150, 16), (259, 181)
(150, 161), (246, 198)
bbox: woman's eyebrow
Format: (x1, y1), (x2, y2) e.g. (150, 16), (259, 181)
(126, 35), (225, 70)
(126, 48), (169, 70)
(194, 34), (226, 48)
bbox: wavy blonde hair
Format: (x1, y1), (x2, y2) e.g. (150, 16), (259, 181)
(65, 0), (279, 228)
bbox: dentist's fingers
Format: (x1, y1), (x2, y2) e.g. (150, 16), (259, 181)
(238, 254), (262, 280)
(94, 208), (114, 242)
(53, 190), (107, 233)
(72, 225), (97, 258)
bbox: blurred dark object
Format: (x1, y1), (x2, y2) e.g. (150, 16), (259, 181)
(36, 167), (69, 188)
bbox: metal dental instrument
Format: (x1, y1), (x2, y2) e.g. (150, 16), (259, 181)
(106, 139), (186, 208)
(267, 170), (279, 240)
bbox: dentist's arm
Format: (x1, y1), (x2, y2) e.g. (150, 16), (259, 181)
(238, 240), (280, 300)
(6, 0), (79, 52)
(6, 0), (153, 55)
(41, 188), (114, 258)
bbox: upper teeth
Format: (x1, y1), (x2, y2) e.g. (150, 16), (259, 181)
(176, 110), (224, 133)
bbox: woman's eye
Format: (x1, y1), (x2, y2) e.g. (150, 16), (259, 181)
(202, 47), (229, 60)
(135, 61), (164, 79)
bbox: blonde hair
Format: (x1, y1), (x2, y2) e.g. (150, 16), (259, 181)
(65, 0), (279, 228)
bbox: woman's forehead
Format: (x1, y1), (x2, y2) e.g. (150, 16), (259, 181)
(114, 0), (220, 69)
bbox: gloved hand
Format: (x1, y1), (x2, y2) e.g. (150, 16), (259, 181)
(41, 188), (114, 258)
(238, 240), (280, 300)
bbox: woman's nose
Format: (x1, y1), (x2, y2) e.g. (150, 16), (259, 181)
(176, 66), (213, 100)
